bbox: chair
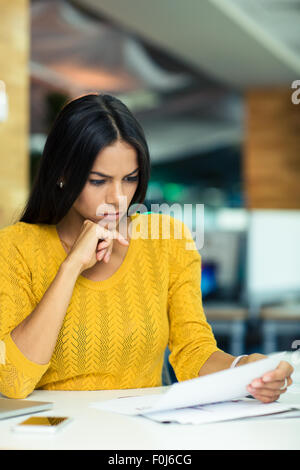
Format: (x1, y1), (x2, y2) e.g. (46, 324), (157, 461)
(162, 347), (176, 385)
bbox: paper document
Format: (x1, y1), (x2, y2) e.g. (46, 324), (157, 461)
(90, 352), (288, 416)
(141, 399), (297, 425)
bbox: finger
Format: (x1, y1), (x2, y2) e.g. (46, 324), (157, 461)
(96, 225), (114, 241)
(257, 385), (288, 396)
(275, 376), (293, 391)
(103, 249), (111, 263)
(112, 229), (129, 245)
(97, 240), (109, 250)
(250, 376), (293, 391)
(97, 248), (107, 261)
(96, 241), (109, 260)
(262, 361), (294, 383)
(103, 243), (113, 263)
(96, 222), (129, 244)
(252, 393), (281, 404)
(247, 386), (281, 402)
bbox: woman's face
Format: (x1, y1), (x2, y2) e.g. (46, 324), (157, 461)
(73, 140), (139, 229)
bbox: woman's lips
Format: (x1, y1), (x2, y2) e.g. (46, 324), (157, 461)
(99, 212), (120, 219)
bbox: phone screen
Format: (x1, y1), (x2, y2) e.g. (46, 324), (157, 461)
(19, 416), (69, 426)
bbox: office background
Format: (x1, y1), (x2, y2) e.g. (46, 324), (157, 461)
(1, 0), (300, 380)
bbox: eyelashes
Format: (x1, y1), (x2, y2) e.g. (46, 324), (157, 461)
(89, 176), (139, 186)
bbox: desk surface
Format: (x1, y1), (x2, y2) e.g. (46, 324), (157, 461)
(1, 384), (300, 450)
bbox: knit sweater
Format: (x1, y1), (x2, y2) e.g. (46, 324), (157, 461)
(0, 212), (220, 399)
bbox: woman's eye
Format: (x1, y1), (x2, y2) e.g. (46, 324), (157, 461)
(90, 180), (105, 186)
(90, 176), (138, 186)
(126, 176), (139, 183)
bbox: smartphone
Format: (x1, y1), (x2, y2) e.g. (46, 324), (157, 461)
(11, 416), (72, 433)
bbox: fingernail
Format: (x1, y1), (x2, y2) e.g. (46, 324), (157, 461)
(263, 375), (272, 382)
(252, 380), (261, 388)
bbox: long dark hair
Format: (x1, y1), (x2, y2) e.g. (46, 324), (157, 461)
(18, 93), (151, 225)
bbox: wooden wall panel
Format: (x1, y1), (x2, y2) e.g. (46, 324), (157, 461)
(0, 0), (29, 228)
(244, 87), (300, 209)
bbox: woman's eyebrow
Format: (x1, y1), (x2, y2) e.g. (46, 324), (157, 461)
(89, 167), (139, 178)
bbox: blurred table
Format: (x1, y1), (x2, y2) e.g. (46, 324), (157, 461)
(204, 303), (248, 356)
(261, 303), (300, 354)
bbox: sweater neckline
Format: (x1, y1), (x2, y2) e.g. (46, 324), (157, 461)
(48, 214), (138, 290)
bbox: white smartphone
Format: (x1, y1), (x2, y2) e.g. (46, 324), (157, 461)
(11, 416), (72, 433)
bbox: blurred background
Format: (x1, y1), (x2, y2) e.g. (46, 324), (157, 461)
(1, 0), (300, 366)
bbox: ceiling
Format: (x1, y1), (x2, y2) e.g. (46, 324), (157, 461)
(30, 0), (244, 162)
(31, 0), (300, 163)
(72, 0), (300, 88)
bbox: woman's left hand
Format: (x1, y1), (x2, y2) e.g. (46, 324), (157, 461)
(245, 354), (294, 403)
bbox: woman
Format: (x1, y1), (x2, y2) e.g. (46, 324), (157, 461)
(0, 93), (293, 401)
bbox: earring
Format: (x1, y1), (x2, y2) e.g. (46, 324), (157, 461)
(57, 180), (64, 188)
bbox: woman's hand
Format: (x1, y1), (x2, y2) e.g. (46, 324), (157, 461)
(65, 219), (129, 274)
(244, 353), (294, 403)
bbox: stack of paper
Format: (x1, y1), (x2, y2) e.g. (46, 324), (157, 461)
(139, 399), (300, 424)
(90, 352), (300, 424)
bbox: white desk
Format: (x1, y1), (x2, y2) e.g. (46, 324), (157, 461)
(1, 383), (300, 450)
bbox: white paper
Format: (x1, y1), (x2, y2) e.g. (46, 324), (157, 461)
(141, 399), (295, 425)
(90, 352), (287, 416)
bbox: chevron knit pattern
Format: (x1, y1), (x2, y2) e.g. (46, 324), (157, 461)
(0, 212), (220, 399)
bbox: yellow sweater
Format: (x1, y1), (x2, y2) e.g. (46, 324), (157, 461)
(0, 212), (220, 399)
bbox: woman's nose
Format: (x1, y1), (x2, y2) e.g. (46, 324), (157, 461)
(106, 182), (126, 205)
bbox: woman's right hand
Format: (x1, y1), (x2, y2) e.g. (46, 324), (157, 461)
(65, 219), (129, 275)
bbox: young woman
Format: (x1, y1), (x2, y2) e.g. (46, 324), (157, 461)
(0, 93), (293, 401)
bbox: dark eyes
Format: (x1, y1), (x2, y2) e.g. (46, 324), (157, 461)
(89, 176), (139, 186)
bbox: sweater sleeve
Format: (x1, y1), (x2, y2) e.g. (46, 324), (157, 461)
(0, 228), (50, 399)
(167, 216), (222, 381)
